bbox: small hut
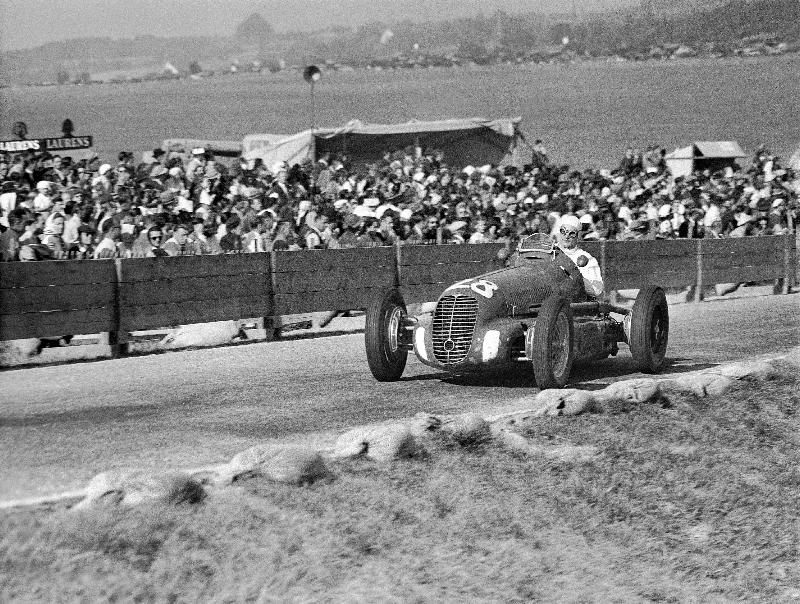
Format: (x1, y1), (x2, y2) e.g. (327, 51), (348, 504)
(665, 141), (747, 179)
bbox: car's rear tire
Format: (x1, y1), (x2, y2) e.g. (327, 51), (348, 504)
(365, 288), (408, 382)
(528, 295), (574, 389)
(630, 285), (669, 373)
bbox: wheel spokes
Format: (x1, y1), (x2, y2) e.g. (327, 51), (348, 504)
(387, 307), (404, 352)
(650, 307), (667, 354)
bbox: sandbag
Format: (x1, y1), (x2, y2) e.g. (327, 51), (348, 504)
(441, 413), (490, 446)
(159, 321), (242, 349)
(225, 444), (328, 485)
(594, 378), (660, 405)
(333, 424), (421, 462)
(78, 469), (204, 507)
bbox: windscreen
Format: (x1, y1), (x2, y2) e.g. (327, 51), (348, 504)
(518, 233), (554, 254)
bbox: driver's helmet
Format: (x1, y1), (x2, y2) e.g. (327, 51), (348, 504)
(518, 232), (554, 256)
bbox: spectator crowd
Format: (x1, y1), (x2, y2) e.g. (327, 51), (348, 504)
(0, 141), (797, 263)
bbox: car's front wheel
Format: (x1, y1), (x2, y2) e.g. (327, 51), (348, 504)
(528, 294), (574, 389)
(629, 285), (669, 373)
(365, 288), (408, 382)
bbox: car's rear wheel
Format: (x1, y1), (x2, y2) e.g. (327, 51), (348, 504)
(630, 285), (669, 373)
(365, 288), (408, 382)
(528, 294), (574, 389)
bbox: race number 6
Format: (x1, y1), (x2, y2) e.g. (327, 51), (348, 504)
(470, 279), (498, 298)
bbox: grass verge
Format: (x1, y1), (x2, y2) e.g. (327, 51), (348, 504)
(1, 373), (798, 602)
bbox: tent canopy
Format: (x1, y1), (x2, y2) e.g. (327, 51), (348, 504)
(665, 140), (746, 179)
(243, 117), (527, 170)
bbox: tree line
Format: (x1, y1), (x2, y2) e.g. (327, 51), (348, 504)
(2, 0), (797, 83)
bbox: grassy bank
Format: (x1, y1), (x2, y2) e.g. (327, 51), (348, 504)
(1, 373), (798, 602)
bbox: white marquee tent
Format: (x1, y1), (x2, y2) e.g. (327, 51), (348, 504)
(242, 117), (529, 169)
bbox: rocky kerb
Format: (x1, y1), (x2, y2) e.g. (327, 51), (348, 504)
(17, 346), (800, 511)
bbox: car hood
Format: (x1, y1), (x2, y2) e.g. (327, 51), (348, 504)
(439, 256), (571, 318)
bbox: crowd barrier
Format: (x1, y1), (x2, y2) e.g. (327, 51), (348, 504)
(1, 235), (796, 350)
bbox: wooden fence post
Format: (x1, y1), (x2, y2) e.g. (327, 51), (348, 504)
(781, 231), (793, 295)
(600, 240), (617, 304)
(109, 258), (128, 357)
(694, 238), (704, 303)
(264, 252), (281, 341)
(394, 238), (402, 288)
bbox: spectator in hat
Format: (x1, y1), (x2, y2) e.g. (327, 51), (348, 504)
(729, 213), (754, 238)
(165, 166), (185, 193)
(446, 220), (468, 244)
(768, 198), (787, 233)
(302, 211), (326, 249)
(186, 149), (207, 184)
(51, 155), (68, 185)
(271, 220), (301, 251)
(40, 213), (67, 259)
(189, 216), (222, 255)
(114, 164), (133, 191)
(18, 212), (43, 245)
(33, 181), (54, 212)
(254, 211), (275, 250)
(219, 215), (243, 253)
(149, 163), (169, 180)
(68, 225), (96, 259)
(0, 178), (18, 221)
(241, 216), (265, 252)
(657, 204), (675, 239)
(337, 213), (362, 248)
(60, 200), (80, 246)
(93, 164), (113, 195)
(269, 164), (291, 203)
(377, 210), (398, 246)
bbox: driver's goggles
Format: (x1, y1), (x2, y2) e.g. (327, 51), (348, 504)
(559, 228), (579, 238)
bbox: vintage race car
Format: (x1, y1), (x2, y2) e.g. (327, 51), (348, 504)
(365, 234), (669, 388)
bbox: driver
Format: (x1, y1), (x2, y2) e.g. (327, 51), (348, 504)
(556, 215), (604, 298)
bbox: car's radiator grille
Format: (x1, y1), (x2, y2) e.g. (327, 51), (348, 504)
(432, 294), (478, 364)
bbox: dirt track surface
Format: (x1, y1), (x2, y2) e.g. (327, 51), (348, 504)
(1, 293), (798, 503)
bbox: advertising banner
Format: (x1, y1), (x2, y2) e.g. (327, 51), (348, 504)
(0, 136), (93, 153)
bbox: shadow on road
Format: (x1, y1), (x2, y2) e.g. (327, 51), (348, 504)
(397, 356), (719, 390)
(0, 392), (207, 428)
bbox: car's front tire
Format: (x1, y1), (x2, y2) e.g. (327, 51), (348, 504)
(629, 285), (669, 373)
(365, 288), (408, 382)
(528, 294), (574, 389)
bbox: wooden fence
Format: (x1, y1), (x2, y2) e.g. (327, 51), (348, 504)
(0, 235), (795, 344)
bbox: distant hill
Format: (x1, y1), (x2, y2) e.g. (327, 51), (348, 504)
(0, 0), (795, 84)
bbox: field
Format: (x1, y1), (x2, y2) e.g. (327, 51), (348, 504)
(2, 55), (799, 168)
(1, 372), (798, 602)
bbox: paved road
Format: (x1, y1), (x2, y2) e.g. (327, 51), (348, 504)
(1, 292), (798, 504)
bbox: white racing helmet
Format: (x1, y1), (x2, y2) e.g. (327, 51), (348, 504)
(558, 215), (581, 232)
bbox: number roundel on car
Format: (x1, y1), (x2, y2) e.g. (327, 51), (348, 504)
(470, 279), (498, 299)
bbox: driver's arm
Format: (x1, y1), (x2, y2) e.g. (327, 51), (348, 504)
(577, 255), (604, 297)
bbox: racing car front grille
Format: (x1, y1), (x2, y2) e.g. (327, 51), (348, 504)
(432, 294), (478, 364)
